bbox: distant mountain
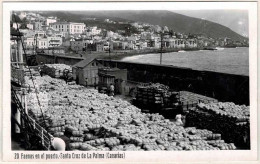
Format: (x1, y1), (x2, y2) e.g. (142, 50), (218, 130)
(40, 10), (248, 41)
(174, 10), (249, 37)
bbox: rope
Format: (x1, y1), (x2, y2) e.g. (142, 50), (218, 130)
(12, 12), (47, 129)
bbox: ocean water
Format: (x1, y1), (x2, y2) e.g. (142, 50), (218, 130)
(121, 47), (249, 76)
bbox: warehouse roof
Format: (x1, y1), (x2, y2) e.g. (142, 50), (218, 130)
(73, 55), (101, 68)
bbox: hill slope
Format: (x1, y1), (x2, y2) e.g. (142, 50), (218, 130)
(41, 10), (247, 41)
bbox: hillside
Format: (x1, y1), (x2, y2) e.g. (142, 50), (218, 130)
(40, 10), (247, 41)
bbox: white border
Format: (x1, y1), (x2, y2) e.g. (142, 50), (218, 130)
(2, 2), (258, 163)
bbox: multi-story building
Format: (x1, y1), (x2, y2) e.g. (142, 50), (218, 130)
(24, 37), (48, 49)
(38, 38), (48, 49)
(49, 22), (86, 35)
(25, 37), (35, 48)
(185, 39), (197, 48)
(47, 36), (62, 47)
(35, 31), (46, 38)
(89, 26), (102, 35)
(34, 22), (43, 30)
(71, 38), (84, 51)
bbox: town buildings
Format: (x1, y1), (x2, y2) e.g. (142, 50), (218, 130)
(11, 11), (248, 57)
(49, 22), (86, 34)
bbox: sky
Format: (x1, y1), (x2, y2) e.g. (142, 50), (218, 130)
(173, 10), (249, 37)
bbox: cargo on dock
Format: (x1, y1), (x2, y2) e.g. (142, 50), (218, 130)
(18, 73), (238, 151)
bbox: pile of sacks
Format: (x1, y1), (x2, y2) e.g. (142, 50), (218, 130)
(24, 75), (238, 151)
(185, 102), (250, 149)
(42, 64), (71, 78)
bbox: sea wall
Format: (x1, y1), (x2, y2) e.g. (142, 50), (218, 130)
(36, 53), (84, 66)
(98, 59), (249, 105)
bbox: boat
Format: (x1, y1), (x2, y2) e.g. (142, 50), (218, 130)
(178, 50), (186, 53)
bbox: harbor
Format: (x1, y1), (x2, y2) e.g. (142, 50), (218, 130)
(9, 9), (250, 152)
(11, 56), (250, 151)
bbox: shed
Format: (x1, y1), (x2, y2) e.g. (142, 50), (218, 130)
(72, 56), (104, 86)
(98, 67), (127, 94)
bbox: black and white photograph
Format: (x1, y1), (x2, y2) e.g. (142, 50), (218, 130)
(2, 1), (258, 163)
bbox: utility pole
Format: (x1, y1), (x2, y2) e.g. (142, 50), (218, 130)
(160, 31), (163, 65)
(109, 42), (111, 64)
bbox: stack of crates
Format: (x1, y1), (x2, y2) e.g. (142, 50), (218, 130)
(135, 86), (164, 109)
(135, 84), (171, 110)
(179, 91), (218, 111)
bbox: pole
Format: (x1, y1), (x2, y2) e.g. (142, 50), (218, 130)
(109, 42), (111, 64)
(160, 32), (163, 65)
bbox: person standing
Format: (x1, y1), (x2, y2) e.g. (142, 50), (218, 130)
(38, 66), (43, 77)
(85, 78), (88, 87)
(110, 83), (114, 96)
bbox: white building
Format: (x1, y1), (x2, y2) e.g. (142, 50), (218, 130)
(35, 31), (46, 38)
(49, 22), (86, 35)
(45, 17), (57, 26)
(26, 23), (34, 30)
(25, 38), (35, 48)
(89, 26), (101, 35)
(38, 38), (48, 49)
(12, 23), (21, 29)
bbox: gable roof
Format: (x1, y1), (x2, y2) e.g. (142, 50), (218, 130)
(72, 55), (103, 68)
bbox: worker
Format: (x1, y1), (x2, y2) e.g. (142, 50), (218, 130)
(64, 75), (68, 84)
(38, 66), (43, 77)
(85, 78), (88, 87)
(110, 83), (114, 96)
(175, 114), (183, 126)
(94, 81), (97, 89)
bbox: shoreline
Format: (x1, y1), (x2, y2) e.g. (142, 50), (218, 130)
(93, 46), (249, 61)
(96, 48), (202, 60)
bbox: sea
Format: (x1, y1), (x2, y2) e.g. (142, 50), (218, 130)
(121, 47), (249, 76)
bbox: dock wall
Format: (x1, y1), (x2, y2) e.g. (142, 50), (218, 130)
(36, 53), (84, 65)
(35, 53), (249, 105)
(98, 59), (249, 105)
